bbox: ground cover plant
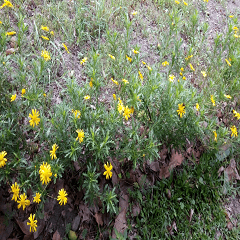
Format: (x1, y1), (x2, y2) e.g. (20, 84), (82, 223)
(1, 0), (240, 239)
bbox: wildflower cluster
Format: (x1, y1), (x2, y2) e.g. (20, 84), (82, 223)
(117, 98), (134, 121)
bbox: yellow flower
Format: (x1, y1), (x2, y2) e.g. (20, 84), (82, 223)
(162, 61), (169, 66)
(117, 100), (125, 115)
(41, 35), (49, 41)
(57, 189), (68, 205)
(17, 193), (29, 210)
(183, 76), (186, 80)
(50, 31), (54, 36)
(76, 129), (84, 143)
(10, 94), (16, 102)
(126, 55), (132, 62)
(203, 0), (208, 2)
(180, 72), (183, 76)
(233, 26), (238, 32)
(131, 11), (137, 16)
(169, 74), (175, 82)
(50, 143), (59, 160)
(225, 59), (231, 67)
(122, 79), (129, 84)
(177, 103), (186, 118)
(111, 78), (119, 85)
(0, 151), (7, 168)
(73, 110), (81, 119)
(27, 214), (38, 232)
(41, 50), (51, 61)
(0, 0), (13, 9)
(39, 162), (52, 185)
(6, 31), (16, 36)
(213, 131), (217, 142)
(183, 1), (188, 6)
(113, 94), (116, 100)
(138, 71), (143, 81)
(41, 26), (49, 32)
(89, 80), (93, 88)
(103, 162), (113, 179)
(132, 49), (139, 54)
(142, 61), (146, 65)
(211, 95), (215, 106)
(21, 88), (26, 97)
(62, 43), (70, 53)
(224, 94), (232, 99)
(11, 182), (20, 201)
(196, 103), (200, 111)
(230, 125), (238, 137)
(233, 110), (240, 120)
(229, 15), (234, 18)
(33, 193), (41, 203)
(108, 54), (115, 60)
(29, 109), (40, 127)
(80, 57), (87, 65)
(84, 95), (90, 100)
(175, 0), (180, 4)
(130, 106), (134, 114)
(146, 65), (152, 71)
(43, 93), (46, 97)
(185, 55), (193, 60)
(189, 63), (195, 71)
(0, 21), (2, 24)
(123, 106), (131, 120)
(201, 71), (207, 77)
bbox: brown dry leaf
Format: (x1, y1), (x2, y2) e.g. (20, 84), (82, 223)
(112, 209), (128, 238)
(16, 218), (30, 235)
(6, 48), (18, 55)
(33, 219), (45, 239)
(149, 161), (160, 172)
(10, 36), (18, 48)
(169, 150), (184, 170)
(79, 203), (91, 222)
(224, 159), (240, 181)
(94, 212), (103, 226)
(0, 216), (13, 240)
(189, 209), (194, 223)
(52, 230), (61, 240)
(112, 170), (119, 186)
(132, 203), (141, 217)
(227, 221), (233, 231)
(218, 166), (225, 177)
(159, 165), (170, 179)
(119, 193), (129, 212)
(159, 146), (168, 161)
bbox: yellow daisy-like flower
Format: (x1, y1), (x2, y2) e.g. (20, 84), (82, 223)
(131, 11), (137, 16)
(126, 55), (132, 62)
(224, 94), (232, 99)
(41, 50), (51, 61)
(146, 65), (152, 71)
(211, 95), (215, 106)
(183, 1), (188, 6)
(50, 31), (54, 36)
(29, 109), (40, 127)
(89, 80), (93, 88)
(196, 103), (200, 111)
(138, 71), (143, 81)
(80, 57), (88, 65)
(203, 0), (208, 2)
(175, 0), (180, 4)
(76, 129), (84, 143)
(103, 162), (113, 179)
(162, 61), (169, 66)
(50, 143), (59, 160)
(84, 95), (90, 100)
(39, 162), (52, 185)
(17, 193), (29, 210)
(182, 76), (186, 80)
(11, 182), (20, 202)
(201, 71), (207, 77)
(33, 192), (41, 203)
(229, 15), (234, 18)
(0, 0), (13, 9)
(117, 100), (125, 115)
(111, 78), (119, 85)
(21, 88), (26, 97)
(132, 49), (139, 54)
(41, 26), (49, 32)
(62, 43), (70, 53)
(6, 31), (16, 36)
(108, 54), (115, 60)
(27, 214), (38, 232)
(122, 79), (129, 84)
(113, 94), (116, 100)
(225, 59), (231, 67)
(169, 74), (175, 82)
(41, 35), (49, 41)
(57, 189), (68, 205)
(213, 131), (217, 142)
(0, 151), (7, 168)
(230, 125), (238, 137)
(123, 106), (131, 120)
(185, 55), (193, 60)
(177, 103), (186, 118)
(72, 109), (81, 119)
(233, 110), (240, 120)
(10, 94), (16, 102)
(189, 63), (195, 71)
